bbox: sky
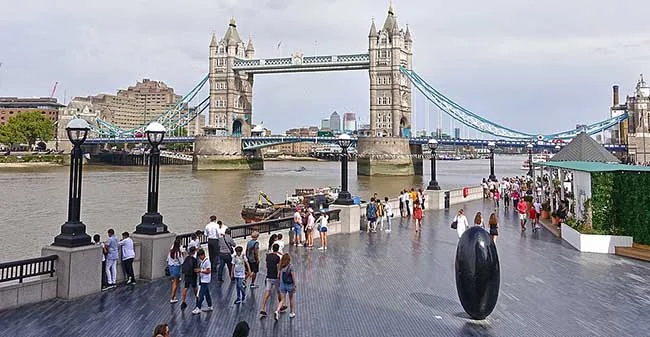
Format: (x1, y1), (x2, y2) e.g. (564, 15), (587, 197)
(1, 0), (650, 136)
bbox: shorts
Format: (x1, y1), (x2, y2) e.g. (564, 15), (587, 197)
(293, 224), (302, 235)
(249, 261), (259, 273)
(319, 226), (328, 233)
(169, 265), (181, 278)
(279, 283), (295, 294)
(183, 276), (198, 289)
(265, 278), (280, 291)
(518, 213), (527, 221)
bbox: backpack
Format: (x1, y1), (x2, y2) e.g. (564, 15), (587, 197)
(367, 203), (377, 218)
(281, 265), (294, 284)
(181, 256), (194, 276)
(377, 203), (384, 217)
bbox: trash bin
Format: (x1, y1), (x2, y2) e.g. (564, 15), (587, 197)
(353, 196), (361, 205)
(444, 191), (450, 209)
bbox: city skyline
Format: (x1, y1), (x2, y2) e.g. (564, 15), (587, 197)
(2, 1), (650, 134)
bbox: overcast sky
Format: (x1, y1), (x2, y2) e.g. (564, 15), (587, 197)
(1, 0), (649, 136)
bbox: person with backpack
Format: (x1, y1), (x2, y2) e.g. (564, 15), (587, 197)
(366, 198), (378, 233)
(245, 231), (260, 289)
(231, 246), (251, 304)
(274, 253), (297, 320)
(376, 199), (385, 231)
(180, 246), (199, 311)
(217, 228), (236, 283)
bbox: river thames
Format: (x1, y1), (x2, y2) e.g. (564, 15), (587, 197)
(0, 155), (524, 261)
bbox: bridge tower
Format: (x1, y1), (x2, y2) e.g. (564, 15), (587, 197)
(368, 2), (413, 137)
(207, 18), (254, 137)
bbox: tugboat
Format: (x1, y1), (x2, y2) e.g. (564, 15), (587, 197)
(241, 187), (340, 223)
(241, 192), (294, 224)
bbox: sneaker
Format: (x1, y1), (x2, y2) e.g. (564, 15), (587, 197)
(234, 299), (242, 305)
(279, 305), (288, 313)
(260, 311), (268, 317)
(192, 308), (201, 315)
(202, 306), (213, 312)
(180, 302), (187, 310)
(242, 283), (247, 289)
(318, 247), (325, 250)
(170, 299), (178, 304)
(385, 229), (391, 233)
(289, 312), (296, 318)
(324, 247), (327, 250)
(274, 311), (279, 321)
(250, 284), (258, 289)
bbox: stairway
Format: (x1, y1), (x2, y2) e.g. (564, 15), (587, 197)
(615, 243), (650, 262)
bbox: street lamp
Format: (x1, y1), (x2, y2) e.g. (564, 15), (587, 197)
(427, 139), (441, 190)
(488, 141), (496, 182)
(53, 118), (92, 247)
(526, 143), (534, 177)
(334, 134), (354, 205)
(554, 144), (561, 153)
(135, 122), (168, 234)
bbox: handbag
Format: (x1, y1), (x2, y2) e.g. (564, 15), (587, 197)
(451, 220), (458, 229)
(164, 265), (171, 276)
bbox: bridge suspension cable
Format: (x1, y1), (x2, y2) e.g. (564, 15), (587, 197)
(401, 66), (628, 141)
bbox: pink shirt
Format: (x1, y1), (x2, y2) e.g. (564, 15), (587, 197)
(293, 211), (302, 224)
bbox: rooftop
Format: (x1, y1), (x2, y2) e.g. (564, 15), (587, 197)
(537, 160), (650, 172)
(1, 200), (649, 336)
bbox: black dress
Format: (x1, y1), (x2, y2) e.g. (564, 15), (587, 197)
(489, 223), (498, 236)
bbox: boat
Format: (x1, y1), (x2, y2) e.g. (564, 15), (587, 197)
(241, 187), (340, 223)
(521, 153), (553, 170)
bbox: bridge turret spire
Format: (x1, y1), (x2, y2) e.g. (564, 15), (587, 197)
(369, 18), (378, 37)
(405, 24), (412, 42)
(383, 0), (399, 36)
(245, 34), (255, 58)
(210, 33), (218, 47)
(223, 17), (243, 44)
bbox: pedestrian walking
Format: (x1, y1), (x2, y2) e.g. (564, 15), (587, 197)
(473, 212), (484, 228)
(316, 212), (328, 250)
(259, 244), (286, 318)
(245, 231), (260, 288)
(366, 198), (378, 233)
(231, 246), (250, 304)
(453, 209), (469, 238)
(217, 228), (236, 282)
(105, 229), (119, 288)
(152, 323), (170, 337)
(488, 213), (499, 242)
(167, 239), (183, 303)
(383, 197), (393, 232)
(274, 253), (297, 320)
(413, 200), (423, 232)
(192, 249), (213, 314)
(180, 246), (199, 311)
(517, 198), (528, 231)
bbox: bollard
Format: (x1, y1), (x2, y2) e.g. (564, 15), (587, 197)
(454, 226), (500, 320)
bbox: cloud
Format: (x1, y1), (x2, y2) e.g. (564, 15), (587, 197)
(1, 0), (650, 135)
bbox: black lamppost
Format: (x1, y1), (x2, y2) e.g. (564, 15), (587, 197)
(427, 139), (441, 190)
(488, 141), (496, 181)
(334, 134), (354, 205)
(135, 122), (168, 234)
(53, 118), (92, 247)
(527, 143), (534, 177)
(554, 144), (561, 153)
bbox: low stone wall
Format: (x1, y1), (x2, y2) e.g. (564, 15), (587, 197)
(449, 185), (483, 205)
(0, 276), (58, 312)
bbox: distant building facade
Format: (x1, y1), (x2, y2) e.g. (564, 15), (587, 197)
(321, 118), (330, 130)
(0, 97), (62, 125)
(265, 126), (319, 155)
(75, 79), (182, 131)
(454, 127), (461, 139)
(329, 111), (340, 131)
(342, 112), (357, 132)
(612, 75), (650, 163)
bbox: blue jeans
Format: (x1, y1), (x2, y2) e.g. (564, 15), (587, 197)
(235, 277), (245, 300)
(197, 282), (212, 308)
(218, 253), (232, 281)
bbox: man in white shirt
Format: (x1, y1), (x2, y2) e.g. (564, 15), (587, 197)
(192, 249), (213, 314)
(119, 232), (136, 285)
(205, 215), (219, 271)
(272, 233), (285, 254)
(217, 220), (228, 236)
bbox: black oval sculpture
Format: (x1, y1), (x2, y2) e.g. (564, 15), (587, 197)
(455, 226), (500, 320)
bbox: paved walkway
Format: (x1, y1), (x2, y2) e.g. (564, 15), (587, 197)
(1, 200), (649, 337)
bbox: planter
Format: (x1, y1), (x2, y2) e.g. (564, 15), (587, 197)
(541, 210), (550, 219)
(560, 223), (633, 254)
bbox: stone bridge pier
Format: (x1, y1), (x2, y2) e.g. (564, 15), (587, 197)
(356, 137), (422, 176)
(192, 136), (263, 171)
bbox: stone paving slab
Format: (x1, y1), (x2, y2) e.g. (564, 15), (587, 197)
(1, 200), (649, 337)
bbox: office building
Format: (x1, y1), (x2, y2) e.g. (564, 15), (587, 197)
(329, 111), (341, 131)
(0, 97), (62, 125)
(343, 112), (356, 132)
(321, 118), (330, 130)
(454, 127), (461, 139)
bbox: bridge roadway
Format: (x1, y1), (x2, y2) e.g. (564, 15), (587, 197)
(1, 199), (648, 337)
(84, 136), (628, 152)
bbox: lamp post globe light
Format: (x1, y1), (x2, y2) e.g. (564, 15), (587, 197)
(487, 141), (497, 182)
(135, 122), (168, 234)
(426, 139), (441, 190)
(53, 118), (92, 247)
(555, 144), (561, 153)
(526, 143), (534, 177)
(334, 133), (354, 205)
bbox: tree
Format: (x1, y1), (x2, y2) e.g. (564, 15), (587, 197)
(2, 112), (54, 148)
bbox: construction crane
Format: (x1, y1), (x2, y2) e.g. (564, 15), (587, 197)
(50, 81), (58, 98)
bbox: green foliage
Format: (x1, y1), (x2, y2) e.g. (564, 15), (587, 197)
(1, 112), (54, 147)
(565, 217), (610, 235)
(0, 154), (64, 164)
(590, 172), (616, 233)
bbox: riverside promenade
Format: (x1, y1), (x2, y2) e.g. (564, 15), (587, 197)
(1, 200), (649, 337)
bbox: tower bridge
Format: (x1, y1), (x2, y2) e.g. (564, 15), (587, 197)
(81, 2), (631, 175)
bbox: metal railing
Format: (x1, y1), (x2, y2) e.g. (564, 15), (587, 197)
(176, 209), (341, 247)
(0, 255), (58, 284)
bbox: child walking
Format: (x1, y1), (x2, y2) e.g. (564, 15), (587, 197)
(231, 246), (250, 304)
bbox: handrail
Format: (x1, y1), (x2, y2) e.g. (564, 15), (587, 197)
(176, 209), (341, 248)
(0, 255), (58, 284)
